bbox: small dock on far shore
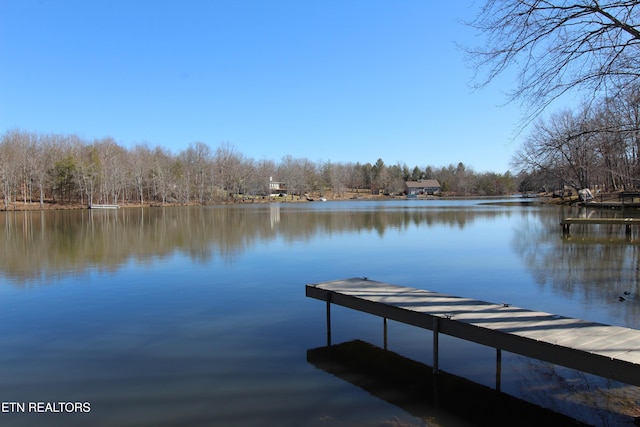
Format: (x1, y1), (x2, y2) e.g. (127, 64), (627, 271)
(560, 217), (640, 237)
(306, 278), (640, 387)
(89, 204), (120, 209)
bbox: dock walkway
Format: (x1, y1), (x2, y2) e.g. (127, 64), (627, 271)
(306, 278), (640, 387)
(560, 217), (640, 237)
(620, 191), (640, 204)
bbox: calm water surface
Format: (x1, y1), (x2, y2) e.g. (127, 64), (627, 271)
(1, 199), (639, 426)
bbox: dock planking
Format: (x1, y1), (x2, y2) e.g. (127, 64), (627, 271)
(306, 278), (640, 387)
(561, 217), (640, 237)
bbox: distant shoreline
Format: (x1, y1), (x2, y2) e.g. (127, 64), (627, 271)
(10, 191), (636, 212)
(0, 192), (537, 211)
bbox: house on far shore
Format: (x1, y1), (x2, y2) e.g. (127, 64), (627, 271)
(269, 177), (287, 196)
(405, 179), (441, 196)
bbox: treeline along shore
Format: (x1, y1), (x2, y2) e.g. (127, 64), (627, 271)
(1, 129), (518, 211)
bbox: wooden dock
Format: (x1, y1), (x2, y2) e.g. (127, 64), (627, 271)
(560, 217), (640, 237)
(89, 204), (120, 209)
(306, 278), (640, 387)
(620, 191), (640, 204)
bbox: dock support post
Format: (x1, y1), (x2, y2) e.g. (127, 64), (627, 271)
(326, 292), (332, 347)
(496, 348), (502, 392)
(433, 317), (439, 374)
(383, 317), (388, 350)
(626, 224), (632, 239)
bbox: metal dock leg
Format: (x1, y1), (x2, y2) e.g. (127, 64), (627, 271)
(433, 317), (439, 374)
(326, 292), (332, 347)
(496, 348), (502, 392)
(383, 317), (388, 350)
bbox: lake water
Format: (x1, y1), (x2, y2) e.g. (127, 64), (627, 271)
(1, 199), (639, 426)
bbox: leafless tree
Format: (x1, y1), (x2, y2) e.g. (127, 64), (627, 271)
(346, 162), (367, 194)
(32, 133), (56, 208)
(128, 143), (153, 205)
(514, 107), (601, 190)
(469, 1), (640, 118)
(213, 142), (246, 201)
(150, 147), (173, 205)
(92, 137), (128, 205)
(74, 140), (100, 207)
(277, 155), (305, 200)
(182, 142), (212, 204)
(329, 162), (351, 197)
(301, 158), (319, 196)
(604, 86), (640, 187)
(0, 130), (21, 209)
(514, 83), (640, 191)
(12, 130), (38, 203)
(587, 96), (636, 190)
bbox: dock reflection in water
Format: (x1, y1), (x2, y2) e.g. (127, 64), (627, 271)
(307, 340), (589, 427)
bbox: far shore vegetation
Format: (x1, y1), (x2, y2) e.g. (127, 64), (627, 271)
(0, 124), (637, 212)
(1, 129), (522, 211)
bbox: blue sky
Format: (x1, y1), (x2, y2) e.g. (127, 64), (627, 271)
(0, 0), (523, 173)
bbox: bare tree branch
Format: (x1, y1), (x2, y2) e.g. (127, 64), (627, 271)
(467, 0), (640, 119)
